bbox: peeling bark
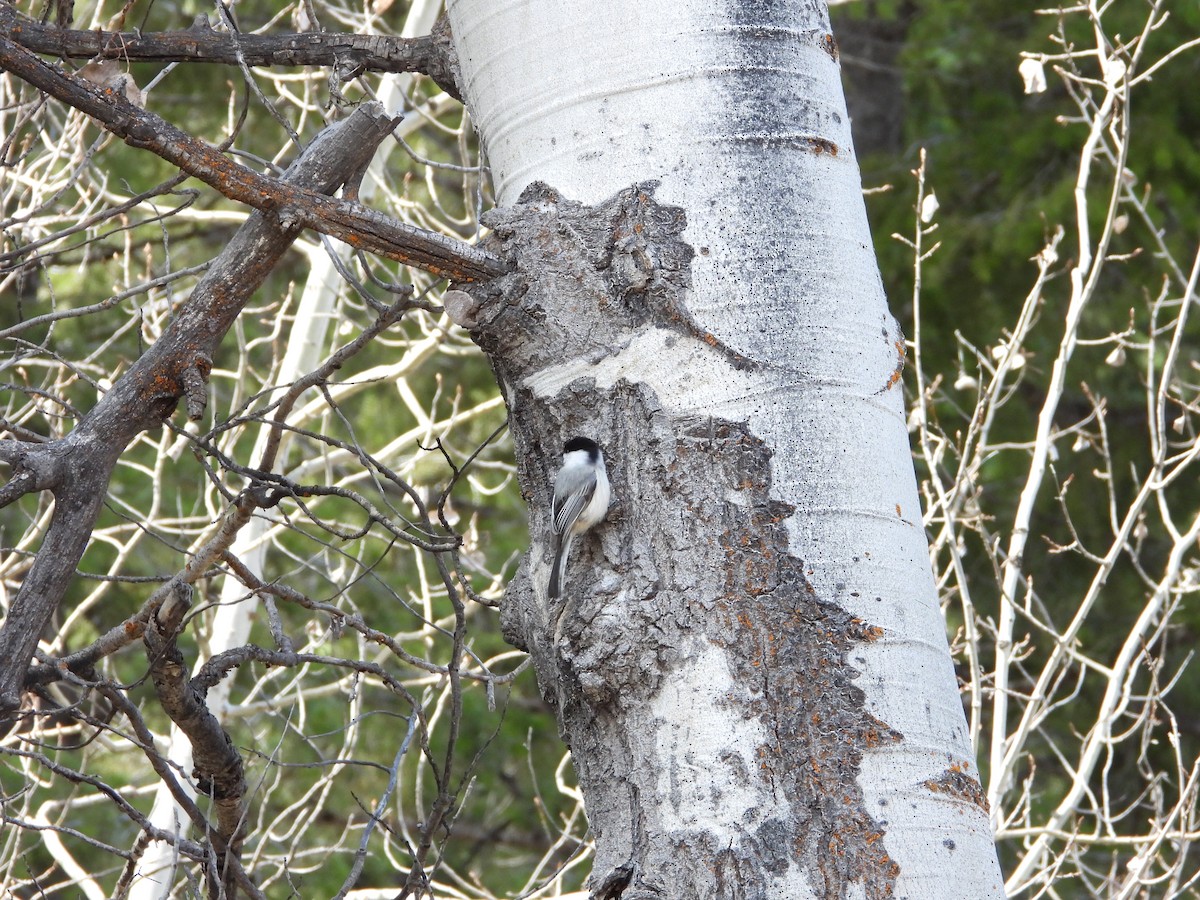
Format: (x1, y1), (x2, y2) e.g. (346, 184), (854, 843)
(459, 184), (904, 898)
(446, 0), (1002, 891)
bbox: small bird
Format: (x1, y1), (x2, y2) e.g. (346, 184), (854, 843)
(548, 436), (611, 598)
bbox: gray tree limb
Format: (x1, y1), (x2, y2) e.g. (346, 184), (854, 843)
(2, 6), (461, 99)
(143, 583), (247, 900)
(0, 26), (506, 282)
(0, 101), (396, 734)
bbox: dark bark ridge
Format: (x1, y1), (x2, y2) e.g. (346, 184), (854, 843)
(2, 6), (462, 99)
(457, 183), (904, 899)
(0, 101), (395, 734)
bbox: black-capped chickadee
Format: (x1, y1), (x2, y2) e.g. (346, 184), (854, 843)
(548, 436), (611, 599)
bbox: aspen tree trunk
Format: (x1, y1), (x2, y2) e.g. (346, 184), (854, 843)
(446, 1), (1005, 897)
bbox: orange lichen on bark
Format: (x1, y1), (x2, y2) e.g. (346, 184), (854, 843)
(821, 33), (840, 62)
(924, 764), (990, 812)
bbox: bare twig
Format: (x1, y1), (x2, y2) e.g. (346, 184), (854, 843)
(0, 30), (505, 281)
(0, 102), (396, 732)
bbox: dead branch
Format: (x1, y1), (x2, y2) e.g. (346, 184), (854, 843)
(143, 583), (247, 900)
(0, 29), (507, 282)
(0, 101), (395, 735)
(2, 6), (461, 99)
(23, 491), (263, 690)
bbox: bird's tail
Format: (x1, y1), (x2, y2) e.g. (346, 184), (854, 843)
(549, 533), (574, 599)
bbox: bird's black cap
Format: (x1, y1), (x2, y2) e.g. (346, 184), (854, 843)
(563, 436), (601, 457)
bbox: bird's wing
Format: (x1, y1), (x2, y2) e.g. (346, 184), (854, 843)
(553, 478), (596, 535)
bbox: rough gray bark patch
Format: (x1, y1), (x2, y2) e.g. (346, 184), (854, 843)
(460, 183), (902, 898)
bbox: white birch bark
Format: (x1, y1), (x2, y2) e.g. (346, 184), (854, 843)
(446, 1), (1004, 896)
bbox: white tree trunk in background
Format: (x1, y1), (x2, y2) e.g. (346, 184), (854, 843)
(448, 1), (1004, 896)
(128, 5), (445, 897)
